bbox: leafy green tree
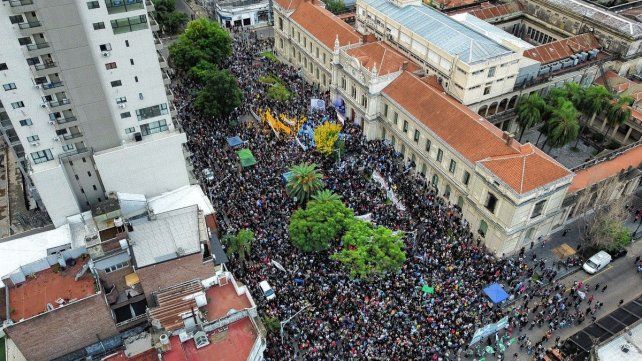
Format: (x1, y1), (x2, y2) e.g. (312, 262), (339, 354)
(289, 194), (354, 252)
(222, 229), (254, 264)
(187, 59), (218, 83)
(515, 93), (545, 141)
(325, 0), (346, 14)
(169, 18), (232, 71)
(262, 316), (281, 334)
(267, 83), (291, 101)
(311, 189), (341, 203)
(604, 96), (633, 137)
(153, 0), (188, 34)
(543, 100), (580, 152)
(575, 85), (612, 147)
(330, 220), (406, 279)
(286, 163), (324, 204)
(194, 68), (242, 118)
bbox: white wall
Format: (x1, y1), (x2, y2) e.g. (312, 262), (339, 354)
(30, 163), (81, 226)
(93, 131), (189, 196)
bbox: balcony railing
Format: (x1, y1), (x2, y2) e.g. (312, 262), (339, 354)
(56, 116), (76, 125)
(48, 98), (70, 107)
(42, 81), (63, 90)
(9, 0), (33, 6)
(18, 21), (41, 29)
(33, 62), (56, 71)
(62, 132), (83, 141)
(106, 0), (144, 14)
(26, 42), (50, 51)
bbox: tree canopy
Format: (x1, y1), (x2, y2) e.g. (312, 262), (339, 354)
(515, 93), (545, 141)
(169, 18), (232, 71)
(193, 68), (242, 118)
(153, 0), (188, 35)
(286, 163), (324, 204)
(324, 0), (346, 14)
(313, 122), (342, 156)
(222, 228), (254, 264)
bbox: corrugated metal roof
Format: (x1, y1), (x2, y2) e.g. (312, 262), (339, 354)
(361, 0), (513, 64)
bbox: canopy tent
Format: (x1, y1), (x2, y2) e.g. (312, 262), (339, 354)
(421, 285), (435, 294)
(226, 136), (244, 148)
(237, 149), (257, 168)
(483, 283), (509, 304)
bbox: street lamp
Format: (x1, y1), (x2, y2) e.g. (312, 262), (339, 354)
(280, 304), (309, 345)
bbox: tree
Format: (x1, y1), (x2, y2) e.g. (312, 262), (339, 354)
(153, 0), (188, 34)
(330, 219), (406, 279)
(194, 68), (242, 118)
(311, 189), (341, 203)
(584, 197), (632, 252)
(222, 229), (254, 264)
(187, 59), (218, 83)
(575, 85), (612, 147)
(313, 122), (342, 156)
(169, 18), (232, 71)
(286, 163), (324, 204)
(262, 316), (281, 334)
(543, 100), (579, 152)
(324, 0), (346, 14)
(289, 194), (354, 252)
(515, 93), (545, 141)
(604, 96), (633, 138)
(266, 83), (291, 102)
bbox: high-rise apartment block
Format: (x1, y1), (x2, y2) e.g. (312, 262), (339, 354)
(0, 0), (190, 226)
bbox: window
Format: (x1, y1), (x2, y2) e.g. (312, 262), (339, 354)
(140, 119), (168, 135)
(402, 120), (408, 133)
(449, 159), (456, 173)
(341, 77), (346, 90)
(87, 1), (100, 9)
(0, 63), (7, 71)
(483, 86), (491, 95)
(120, 111), (131, 118)
(104, 261), (129, 273)
(361, 95), (367, 108)
(100, 43), (112, 52)
(125, 127), (136, 133)
(12, 101), (25, 109)
(134, 76), (138, 83)
(116, 97), (127, 104)
(488, 66), (496, 77)
(3, 83), (17, 91)
(62, 144), (75, 151)
(105, 62), (117, 70)
(110, 15), (148, 34)
(9, 15), (24, 24)
(110, 80), (122, 87)
(130, 59), (134, 65)
(383, 103), (388, 117)
(425, 139), (431, 152)
(105, 0), (144, 14)
(93, 185), (97, 190)
(431, 174), (439, 187)
(93, 22), (106, 30)
(87, 171), (92, 177)
(478, 220), (488, 237)
(278, 17), (283, 31)
(444, 185), (451, 199)
(485, 192), (498, 213)
(18, 37), (31, 46)
(26, 135), (39, 142)
(531, 200), (546, 218)
(393, 112), (398, 125)
(414, 130), (420, 142)
(125, 40), (129, 47)
(30, 149), (53, 164)
(462, 171), (470, 186)
(136, 103), (168, 121)
(351, 86), (356, 99)
(436, 148), (443, 162)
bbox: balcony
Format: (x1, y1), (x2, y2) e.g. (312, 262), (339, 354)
(18, 20), (42, 35)
(62, 132), (83, 141)
(154, 37), (163, 51)
(32, 61), (58, 77)
(162, 71), (170, 85)
(25, 42), (50, 56)
(41, 81), (64, 94)
(9, 0), (35, 13)
(106, 0), (144, 15)
(145, 0), (155, 11)
(169, 103), (177, 117)
(48, 98), (71, 109)
(55, 116), (76, 125)
(149, 18), (159, 32)
(165, 87), (174, 101)
(158, 54), (168, 68)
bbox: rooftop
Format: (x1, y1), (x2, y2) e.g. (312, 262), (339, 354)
(457, 2), (523, 20)
(148, 279), (204, 331)
(359, 0), (513, 64)
(162, 317), (258, 361)
(289, 0), (362, 48)
(382, 71), (572, 194)
(7, 256), (96, 322)
(102, 348), (158, 361)
(129, 205), (201, 268)
(346, 41), (421, 76)
(569, 144), (642, 192)
(596, 320), (642, 361)
(450, 12), (533, 51)
(204, 283), (253, 320)
(523, 33), (601, 64)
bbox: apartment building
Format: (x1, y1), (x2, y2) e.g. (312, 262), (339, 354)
(0, 0), (189, 227)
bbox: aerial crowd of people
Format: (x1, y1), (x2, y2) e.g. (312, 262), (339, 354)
(170, 28), (615, 360)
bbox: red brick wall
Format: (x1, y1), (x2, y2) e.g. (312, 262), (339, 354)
(137, 254), (215, 301)
(6, 294), (118, 361)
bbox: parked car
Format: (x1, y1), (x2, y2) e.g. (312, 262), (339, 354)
(583, 251), (612, 274)
(259, 280), (276, 300)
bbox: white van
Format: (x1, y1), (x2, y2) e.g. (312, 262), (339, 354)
(259, 280), (276, 300)
(583, 251), (612, 274)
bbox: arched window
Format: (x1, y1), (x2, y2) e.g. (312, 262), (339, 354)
(478, 105), (488, 116)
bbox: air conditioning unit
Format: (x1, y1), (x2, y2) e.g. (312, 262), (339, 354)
(52, 136), (60, 142)
(30, 141), (39, 147)
(34, 84), (41, 89)
(102, 51), (110, 57)
(118, 104), (126, 109)
(48, 121), (56, 125)
(40, 103), (48, 108)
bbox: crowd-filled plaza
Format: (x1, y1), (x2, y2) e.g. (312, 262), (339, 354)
(171, 29), (621, 360)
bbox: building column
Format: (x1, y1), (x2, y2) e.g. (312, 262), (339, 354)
(623, 127), (633, 143)
(362, 116), (380, 141)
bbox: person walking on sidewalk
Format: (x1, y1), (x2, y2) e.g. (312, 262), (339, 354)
(601, 285), (608, 293)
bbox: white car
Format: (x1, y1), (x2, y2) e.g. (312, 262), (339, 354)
(583, 251), (612, 274)
(259, 280), (276, 300)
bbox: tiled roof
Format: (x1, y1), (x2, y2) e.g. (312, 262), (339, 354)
(383, 71), (571, 194)
(148, 279), (203, 331)
(569, 145), (642, 192)
(360, 0), (513, 64)
(346, 41), (420, 76)
(467, 2), (522, 20)
(290, 0), (361, 49)
(274, 0), (303, 10)
(523, 33), (601, 64)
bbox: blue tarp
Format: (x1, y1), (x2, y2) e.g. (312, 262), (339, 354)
(483, 283), (509, 304)
(282, 171), (293, 184)
(227, 136), (243, 148)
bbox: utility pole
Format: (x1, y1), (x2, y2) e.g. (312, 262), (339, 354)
(280, 304), (309, 345)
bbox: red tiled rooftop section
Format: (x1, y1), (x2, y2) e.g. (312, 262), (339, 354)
(523, 34), (601, 64)
(465, 2), (523, 20)
(9, 257), (96, 322)
(163, 317), (257, 361)
(420, 75), (445, 92)
(383, 71), (571, 193)
(102, 348), (158, 361)
(290, 0), (361, 49)
(569, 145), (642, 192)
(346, 42), (421, 76)
(204, 283), (252, 321)
(431, 0), (477, 8)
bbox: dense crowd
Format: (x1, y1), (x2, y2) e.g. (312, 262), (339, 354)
(171, 28), (611, 360)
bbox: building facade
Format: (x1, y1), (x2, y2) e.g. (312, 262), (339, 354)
(0, 0), (190, 226)
(209, 0), (270, 28)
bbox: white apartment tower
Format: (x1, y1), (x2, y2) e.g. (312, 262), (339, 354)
(0, 0), (190, 226)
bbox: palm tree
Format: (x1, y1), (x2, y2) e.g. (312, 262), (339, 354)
(311, 189), (341, 203)
(223, 229), (254, 264)
(574, 85), (612, 148)
(286, 163), (324, 204)
(604, 96), (633, 138)
(543, 100), (580, 153)
(515, 93), (546, 141)
(563, 82), (585, 110)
